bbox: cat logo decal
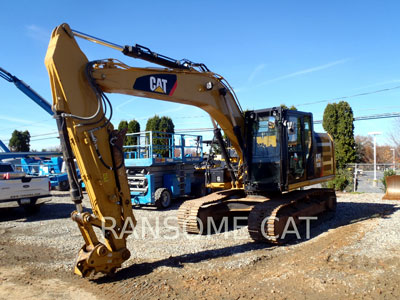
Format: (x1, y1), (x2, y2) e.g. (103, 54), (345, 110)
(133, 74), (177, 96)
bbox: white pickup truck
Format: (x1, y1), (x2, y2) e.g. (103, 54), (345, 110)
(0, 162), (51, 213)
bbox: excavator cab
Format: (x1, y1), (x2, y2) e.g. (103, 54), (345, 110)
(245, 108), (315, 194)
(245, 108), (282, 193)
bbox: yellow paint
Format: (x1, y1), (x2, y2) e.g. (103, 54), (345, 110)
(289, 175), (335, 190)
(103, 173), (109, 182)
(256, 135), (276, 147)
(154, 86), (165, 93)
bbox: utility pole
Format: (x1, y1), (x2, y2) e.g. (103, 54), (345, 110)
(368, 132), (381, 185)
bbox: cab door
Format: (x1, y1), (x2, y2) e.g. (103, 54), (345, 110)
(286, 112), (307, 184)
(245, 110), (282, 193)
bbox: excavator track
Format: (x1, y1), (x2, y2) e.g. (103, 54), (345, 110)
(178, 188), (336, 243)
(248, 188), (336, 243)
(177, 189), (246, 234)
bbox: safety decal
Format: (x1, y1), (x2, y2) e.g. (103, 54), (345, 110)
(133, 74), (177, 96)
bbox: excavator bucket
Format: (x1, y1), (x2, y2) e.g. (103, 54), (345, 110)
(383, 175), (400, 200)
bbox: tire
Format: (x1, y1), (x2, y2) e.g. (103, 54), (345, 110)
(154, 188), (172, 209)
(58, 180), (70, 191)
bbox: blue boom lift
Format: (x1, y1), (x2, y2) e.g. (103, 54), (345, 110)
(0, 140), (10, 153)
(0, 67), (72, 190)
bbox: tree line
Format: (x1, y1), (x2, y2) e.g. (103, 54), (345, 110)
(7, 115), (175, 152)
(117, 115), (175, 156)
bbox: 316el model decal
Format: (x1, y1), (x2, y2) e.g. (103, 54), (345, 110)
(133, 74), (177, 96)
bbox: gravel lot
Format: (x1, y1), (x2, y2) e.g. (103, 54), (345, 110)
(1, 191), (400, 299)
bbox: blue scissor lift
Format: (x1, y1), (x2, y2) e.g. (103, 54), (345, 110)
(124, 131), (203, 209)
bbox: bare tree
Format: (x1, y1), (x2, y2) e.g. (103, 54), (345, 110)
(390, 118), (400, 145)
(355, 135), (373, 163)
(389, 118), (400, 163)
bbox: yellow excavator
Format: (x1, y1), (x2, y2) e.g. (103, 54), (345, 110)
(45, 23), (336, 277)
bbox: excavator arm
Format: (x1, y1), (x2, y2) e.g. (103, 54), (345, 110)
(46, 24), (135, 277)
(45, 23), (245, 277)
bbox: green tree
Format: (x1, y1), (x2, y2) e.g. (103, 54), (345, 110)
(158, 116), (175, 133)
(118, 120), (140, 151)
(118, 120), (129, 151)
(280, 104), (297, 111)
(145, 115), (175, 157)
(9, 130), (30, 152)
(126, 119), (140, 146)
(145, 115), (161, 131)
(323, 101), (356, 169)
(118, 120), (128, 131)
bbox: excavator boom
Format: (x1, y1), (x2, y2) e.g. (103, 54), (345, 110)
(45, 23), (246, 276)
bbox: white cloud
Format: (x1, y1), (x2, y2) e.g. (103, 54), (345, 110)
(26, 24), (50, 43)
(257, 58), (350, 87)
(115, 99), (135, 118)
(248, 63), (266, 83)
(0, 115), (34, 124)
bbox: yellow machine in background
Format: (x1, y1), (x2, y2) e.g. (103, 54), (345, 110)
(45, 24), (336, 277)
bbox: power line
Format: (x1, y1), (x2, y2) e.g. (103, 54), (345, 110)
(30, 136), (59, 142)
(2, 135), (59, 143)
(2, 131), (58, 141)
(314, 112), (400, 124)
(356, 105), (400, 112)
(30, 131), (58, 138)
(0, 118), (54, 132)
(295, 85), (400, 107)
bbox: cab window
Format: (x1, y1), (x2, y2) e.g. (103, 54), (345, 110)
(287, 116), (305, 182)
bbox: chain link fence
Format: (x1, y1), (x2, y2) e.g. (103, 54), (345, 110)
(344, 163), (399, 193)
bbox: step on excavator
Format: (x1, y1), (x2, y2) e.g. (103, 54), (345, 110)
(45, 23), (337, 277)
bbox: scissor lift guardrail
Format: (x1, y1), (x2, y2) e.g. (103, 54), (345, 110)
(123, 131), (203, 208)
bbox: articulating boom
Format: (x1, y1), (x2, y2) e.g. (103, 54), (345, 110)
(0, 67), (54, 116)
(45, 23), (245, 276)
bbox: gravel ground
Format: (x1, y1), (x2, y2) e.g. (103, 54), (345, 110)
(1, 191), (400, 299)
